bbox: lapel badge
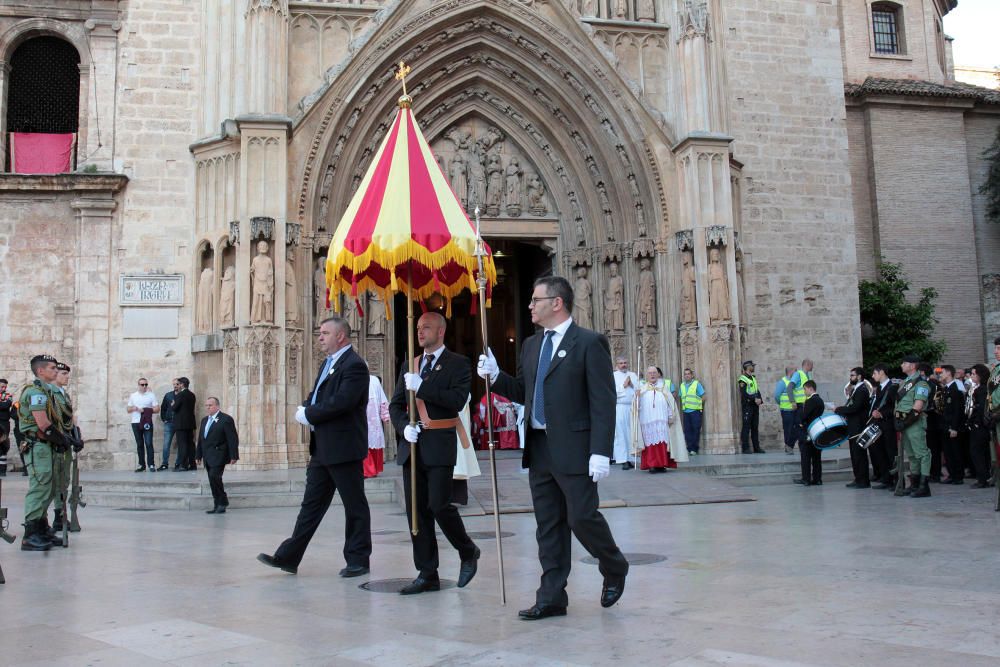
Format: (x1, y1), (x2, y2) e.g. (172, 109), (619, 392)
(557, 350), (567, 358)
(435, 365), (442, 371)
(328, 366), (336, 376)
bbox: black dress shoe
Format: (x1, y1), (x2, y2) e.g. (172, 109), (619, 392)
(794, 478), (810, 485)
(339, 565), (370, 578)
(812, 480), (822, 485)
(518, 604), (568, 620)
(621, 462), (635, 470)
(157, 464), (169, 471)
(457, 546), (480, 588)
(601, 575), (626, 608)
(257, 553), (297, 574)
(206, 506), (226, 514)
(134, 466), (145, 473)
(753, 448), (765, 454)
(972, 481), (990, 489)
(399, 576), (440, 595)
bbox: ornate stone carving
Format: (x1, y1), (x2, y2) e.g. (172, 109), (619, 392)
(635, 257), (656, 331)
(526, 172), (547, 215)
(680, 250), (698, 325)
(708, 247), (731, 324)
(573, 266), (593, 329)
(228, 220), (240, 246)
(679, 327), (698, 370)
(314, 258), (329, 323)
(604, 261), (625, 332)
(224, 329), (239, 386)
(287, 331), (303, 386)
(261, 329), (278, 386)
(366, 291), (387, 336)
(250, 216), (275, 241)
(632, 238), (655, 258)
(678, 0), (709, 41)
(285, 248), (298, 325)
(675, 229), (693, 251)
(601, 244), (622, 264)
(636, 0), (656, 22)
(504, 157), (523, 217)
(485, 150), (504, 217)
(317, 166), (334, 231)
(286, 222), (301, 246)
(642, 333), (659, 370)
(250, 240), (274, 324)
(196, 266), (215, 334)
(707, 225), (728, 247)
(342, 294), (361, 335)
(608, 333), (626, 361)
(219, 266), (236, 329)
(366, 340), (385, 379)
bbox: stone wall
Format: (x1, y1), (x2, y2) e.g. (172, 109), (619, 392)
(967, 112), (1000, 358)
(846, 107), (878, 281)
(723, 0), (862, 436)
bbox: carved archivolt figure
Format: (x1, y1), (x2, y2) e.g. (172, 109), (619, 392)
(468, 146), (487, 210)
(314, 259), (329, 322)
(604, 261), (624, 332)
(526, 173), (547, 215)
(637, 0), (656, 22)
(250, 240), (274, 324)
(680, 250), (697, 325)
(367, 290), (386, 336)
(635, 258), (656, 330)
(505, 157), (523, 214)
(485, 151), (503, 215)
(708, 247), (731, 323)
(285, 249), (298, 325)
(613, 0), (629, 19)
(450, 153), (468, 209)
(573, 266), (593, 329)
(196, 266), (214, 333)
(342, 294), (361, 333)
(219, 266), (236, 328)
(581, 0), (599, 17)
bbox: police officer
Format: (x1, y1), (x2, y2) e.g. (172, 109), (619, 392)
(17, 354), (70, 551)
(894, 355), (932, 498)
(738, 361), (764, 454)
(51, 362), (79, 536)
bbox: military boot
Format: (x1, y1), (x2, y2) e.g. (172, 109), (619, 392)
(894, 474), (916, 497)
(42, 516), (64, 547)
(52, 509), (65, 533)
(21, 519), (52, 551)
(909, 475), (931, 498)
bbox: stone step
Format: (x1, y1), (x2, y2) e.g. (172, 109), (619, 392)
(84, 487), (397, 511)
(722, 469), (855, 487)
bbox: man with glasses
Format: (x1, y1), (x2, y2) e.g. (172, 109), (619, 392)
(479, 276), (629, 620)
(126, 377), (159, 472)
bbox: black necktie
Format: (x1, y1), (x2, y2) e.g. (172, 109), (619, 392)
(420, 354), (434, 378)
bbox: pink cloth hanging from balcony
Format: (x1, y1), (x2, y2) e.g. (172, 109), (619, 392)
(10, 132), (75, 173)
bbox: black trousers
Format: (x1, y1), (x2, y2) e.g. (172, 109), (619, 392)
(174, 429), (194, 469)
(402, 456), (476, 578)
(206, 463), (228, 506)
(927, 426), (944, 479)
(879, 427), (898, 482)
(943, 432), (965, 481)
(527, 429), (629, 607)
(868, 425), (891, 483)
(847, 427), (869, 484)
(275, 459), (371, 568)
(800, 438), (822, 483)
(969, 428), (991, 485)
(740, 405), (760, 452)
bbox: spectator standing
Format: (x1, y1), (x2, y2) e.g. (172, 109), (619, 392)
(364, 375), (389, 478)
(170, 377), (197, 471)
(0, 378), (12, 476)
(774, 367), (798, 455)
(158, 388), (176, 471)
(127, 378), (159, 472)
(966, 364), (992, 489)
(938, 365), (966, 484)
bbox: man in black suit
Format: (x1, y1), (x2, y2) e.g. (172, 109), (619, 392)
(170, 377), (197, 471)
(836, 367), (872, 488)
(196, 396), (239, 514)
(937, 364), (966, 484)
(479, 275), (629, 620)
(258, 316), (371, 577)
(795, 380), (825, 486)
(870, 363), (897, 489)
(389, 312), (479, 595)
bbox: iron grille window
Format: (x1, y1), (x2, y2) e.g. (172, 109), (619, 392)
(7, 36), (81, 133)
(872, 5), (900, 55)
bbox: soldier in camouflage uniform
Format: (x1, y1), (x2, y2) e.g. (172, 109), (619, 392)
(894, 355), (932, 498)
(17, 355), (69, 550)
(51, 362), (77, 536)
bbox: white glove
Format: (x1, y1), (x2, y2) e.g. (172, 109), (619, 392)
(294, 405), (310, 427)
(589, 454), (610, 482)
(404, 372), (423, 392)
(477, 347), (499, 382)
(404, 424), (421, 443)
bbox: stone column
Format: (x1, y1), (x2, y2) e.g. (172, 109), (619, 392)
(201, 0), (248, 135)
(82, 15), (121, 171)
(245, 0), (289, 115)
(0, 61), (10, 169)
(71, 196), (118, 443)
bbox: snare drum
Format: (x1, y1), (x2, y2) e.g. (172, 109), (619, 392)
(856, 423), (882, 450)
(807, 414), (849, 450)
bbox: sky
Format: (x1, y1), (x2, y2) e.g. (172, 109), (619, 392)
(944, 0), (1000, 67)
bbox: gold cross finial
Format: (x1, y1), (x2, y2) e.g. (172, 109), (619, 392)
(395, 60), (412, 96)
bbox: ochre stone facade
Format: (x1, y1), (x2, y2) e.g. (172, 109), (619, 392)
(0, 0), (997, 468)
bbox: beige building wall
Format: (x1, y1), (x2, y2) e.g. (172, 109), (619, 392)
(955, 66), (999, 90)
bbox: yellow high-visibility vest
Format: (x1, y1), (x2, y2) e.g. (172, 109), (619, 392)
(680, 381), (703, 411)
(779, 377), (795, 410)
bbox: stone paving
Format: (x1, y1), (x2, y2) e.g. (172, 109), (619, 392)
(2, 474), (999, 666)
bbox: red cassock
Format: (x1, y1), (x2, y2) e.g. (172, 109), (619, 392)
(473, 393), (520, 450)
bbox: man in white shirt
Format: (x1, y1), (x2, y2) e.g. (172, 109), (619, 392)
(612, 357), (639, 469)
(127, 378), (159, 472)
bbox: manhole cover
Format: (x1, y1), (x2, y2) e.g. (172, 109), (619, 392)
(114, 508), (158, 512)
(467, 531), (515, 539)
(581, 552), (667, 566)
(360, 578), (456, 593)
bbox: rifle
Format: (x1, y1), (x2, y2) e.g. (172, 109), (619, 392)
(0, 478), (15, 584)
(51, 446), (69, 548)
(69, 449), (85, 532)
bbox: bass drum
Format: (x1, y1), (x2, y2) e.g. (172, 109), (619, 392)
(807, 414), (849, 450)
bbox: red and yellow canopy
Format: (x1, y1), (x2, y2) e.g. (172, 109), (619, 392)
(325, 94), (496, 317)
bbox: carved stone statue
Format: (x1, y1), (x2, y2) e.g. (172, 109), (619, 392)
(505, 157), (523, 216)
(314, 258), (328, 321)
(573, 266), (593, 329)
(485, 151), (503, 216)
(219, 265), (236, 328)
(196, 266), (214, 333)
(526, 173), (547, 215)
(468, 145), (487, 211)
(581, 0), (599, 17)
(637, 0), (656, 22)
(250, 240), (274, 324)
(285, 249), (298, 325)
(450, 153), (468, 209)
(342, 294), (361, 334)
(708, 247), (731, 323)
(604, 261), (624, 332)
(680, 250), (697, 325)
(367, 290), (386, 336)
(635, 257), (656, 330)
(613, 0), (629, 19)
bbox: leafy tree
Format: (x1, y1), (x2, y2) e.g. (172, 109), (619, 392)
(858, 260), (946, 373)
(981, 124), (1000, 224)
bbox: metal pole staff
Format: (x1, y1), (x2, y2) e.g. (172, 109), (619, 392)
(406, 262), (419, 536)
(474, 207), (507, 604)
(632, 336), (644, 471)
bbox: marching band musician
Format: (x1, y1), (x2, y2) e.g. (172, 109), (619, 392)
(869, 363), (897, 489)
(937, 365), (966, 484)
(794, 380), (824, 486)
(836, 367), (872, 488)
(966, 364), (992, 489)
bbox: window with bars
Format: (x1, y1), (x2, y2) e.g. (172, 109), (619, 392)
(872, 4), (901, 55)
(7, 36), (81, 134)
